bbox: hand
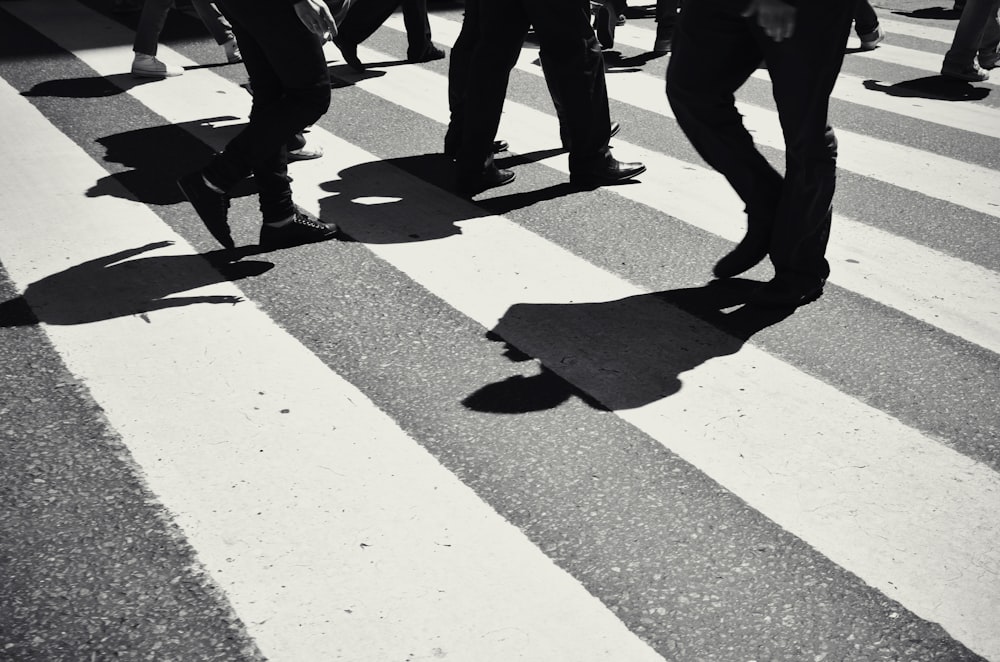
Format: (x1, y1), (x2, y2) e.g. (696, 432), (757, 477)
(741, 0), (796, 42)
(294, 0), (338, 40)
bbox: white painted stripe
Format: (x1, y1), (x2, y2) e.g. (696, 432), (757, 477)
(422, 15), (1000, 219)
(387, 16), (1000, 356)
(609, 22), (1000, 140)
(878, 17), (965, 44)
(8, 4), (1000, 659)
(13, 4), (1000, 659)
(0, 64), (669, 662)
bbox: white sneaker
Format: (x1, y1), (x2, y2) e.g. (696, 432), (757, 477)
(979, 49), (1000, 70)
(223, 38), (242, 64)
(131, 53), (184, 78)
(859, 26), (885, 51)
(941, 60), (990, 81)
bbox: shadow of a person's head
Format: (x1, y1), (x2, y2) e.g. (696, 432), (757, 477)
(463, 279), (796, 413)
(0, 242), (272, 327)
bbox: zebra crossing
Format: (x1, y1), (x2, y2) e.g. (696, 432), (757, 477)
(0, 1), (998, 660)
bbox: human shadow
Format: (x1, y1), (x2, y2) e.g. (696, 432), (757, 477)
(318, 152), (597, 243)
(892, 6), (962, 19)
(86, 118), (247, 205)
(329, 66), (387, 88)
(863, 77), (992, 101)
(0, 242), (272, 327)
(21, 73), (147, 98)
(463, 279), (795, 413)
(605, 50), (668, 68)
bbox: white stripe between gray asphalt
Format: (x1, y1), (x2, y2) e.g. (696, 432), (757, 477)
(4, 3), (999, 659)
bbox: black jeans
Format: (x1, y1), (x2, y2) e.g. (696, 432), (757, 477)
(337, 0), (433, 59)
(666, 0), (855, 281)
(453, 0), (611, 174)
(206, 0), (331, 223)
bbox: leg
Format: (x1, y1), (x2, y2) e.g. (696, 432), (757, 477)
(527, 0), (611, 170)
(189, 0), (235, 45)
(853, 0), (879, 36)
(133, 0), (174, 55)
(445, 0), (480, 154)
(943, 0), (999, 77)
(759, 0), (854, 288)
(667, 0), (779, 250)
(654, 0), (679, 50)
(455, 0), (529, 179)
(336, 0), (400, 45)
(401, 0), (437, 60)
(206, 0), (331, 224)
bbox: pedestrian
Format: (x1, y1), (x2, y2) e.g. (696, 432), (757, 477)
(941, 0), (1000, 81)
(449, 0), (645, 196)
(176, 0), (338, 250)
(854, 0), (885, 51)
(331, 0), (444, 71)
(666, 0), (855, 307)
(130, 0), (242, 78)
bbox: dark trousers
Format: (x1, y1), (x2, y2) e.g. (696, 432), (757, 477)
(453, 0), (611, 173)
(854, 0), (879, 35)
(655, 0), (679, 39)
(337, 0), (432, 60)
(206, 0), (330, 223)
(666, 0), (855, 281)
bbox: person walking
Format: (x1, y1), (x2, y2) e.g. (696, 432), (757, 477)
(666, 0), (855, 307)
(941, 0), (1000, 81)
(449, 0), (645, 195)
(331, 0), (444, 71)
(130, 0), (242, 78)
(176, 0), (339, 250)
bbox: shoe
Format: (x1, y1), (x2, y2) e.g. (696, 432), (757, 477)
(858, 25), (885, 51)
(259, 212), (337, 249)
(979, 50), (1000, 69)
(713, 232), (769, 279)
(456, 164), (516, 196)
(653, 37), (672, 53)
(335, 38), (363, 71)
(570, 154), (645, 187)
(177, 172), (233, 249)
(131, 53), (184, 78)
(595, 4), (617, 49)
(288, 145), (324, 161)
(408, 45), (446, 63)
(941, 60), (989, 81)
(749, 274), (825, 308)
(561, 121), (620, 150)
(223, 38), (242, 64)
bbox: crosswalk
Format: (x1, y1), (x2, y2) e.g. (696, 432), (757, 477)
(0, 1), (998, 660)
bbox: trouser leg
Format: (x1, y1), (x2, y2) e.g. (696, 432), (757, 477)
(445, 1), (480, 153)
(133, 0), (174, 55)
(190, 0), (234, 44)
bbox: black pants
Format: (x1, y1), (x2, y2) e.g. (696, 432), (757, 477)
(337, 0), (432, 60)
(452, 0), (611, 174)
(206, 0), (330, 223)
(666, 0), (855, 281)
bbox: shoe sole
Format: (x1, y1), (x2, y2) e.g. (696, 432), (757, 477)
(457, 172), (516, 197)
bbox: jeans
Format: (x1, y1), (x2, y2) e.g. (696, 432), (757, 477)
(205, 0), (331, 223)
(944, 0), (1000, 67)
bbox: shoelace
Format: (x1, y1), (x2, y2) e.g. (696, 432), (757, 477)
(292, 214), (328, 230)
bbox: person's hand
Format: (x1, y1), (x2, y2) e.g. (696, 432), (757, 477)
(741, 0), (796, 42)
(294, 0), (338, 40)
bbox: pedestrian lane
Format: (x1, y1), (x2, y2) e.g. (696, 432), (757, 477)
(0, 1), (998, 661)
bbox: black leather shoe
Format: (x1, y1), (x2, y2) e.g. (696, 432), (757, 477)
(457, 165), (516, 196)
(177, 172), (233, 249)
(259, 212), (338, 249)
(570, 155), (646, 187)
(713, 232), (769, 279)
(750, 274), (825, 308)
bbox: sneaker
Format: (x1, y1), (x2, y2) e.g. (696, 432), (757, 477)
(223, 38), (242, 64)
(858, 26), (885, 51)
(979, 50), (1000, 69)
(259, 212), (337, 249)
(941, 60), (990, 81)
(288, 144), (324, 162)
(177, 172), (233, 249)
(131, 53), (184, 78)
